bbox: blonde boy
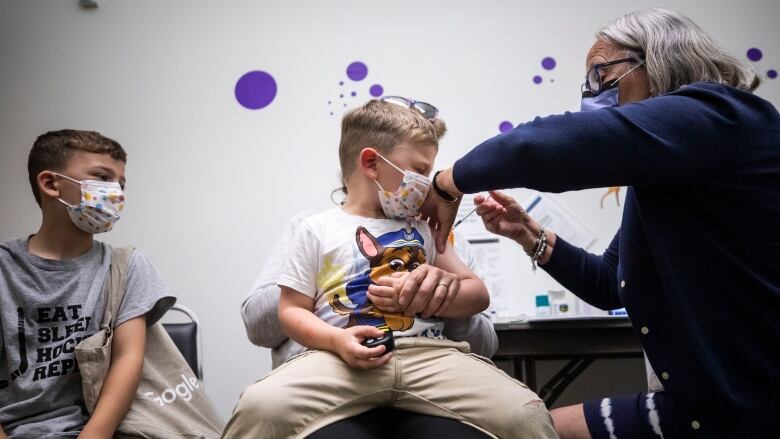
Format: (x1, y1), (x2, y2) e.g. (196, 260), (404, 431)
(225, 100), (555, 438)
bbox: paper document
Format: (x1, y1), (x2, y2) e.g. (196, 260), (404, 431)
(524, 194), (597, 249)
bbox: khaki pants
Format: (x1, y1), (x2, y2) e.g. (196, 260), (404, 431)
(224, 338), (556, 439)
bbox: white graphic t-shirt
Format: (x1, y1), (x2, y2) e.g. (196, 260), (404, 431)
(278, 207), (445, 339)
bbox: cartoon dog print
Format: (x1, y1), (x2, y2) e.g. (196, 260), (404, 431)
(330, 226), (426, 332)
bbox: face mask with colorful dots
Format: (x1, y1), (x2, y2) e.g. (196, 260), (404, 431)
(374, 153), (430, 219)
(53, 173), (125, 234)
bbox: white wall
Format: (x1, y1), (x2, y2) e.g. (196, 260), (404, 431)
(1, 0), (778, 418)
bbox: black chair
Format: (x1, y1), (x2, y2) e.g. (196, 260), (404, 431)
(162, 304), (203, 380)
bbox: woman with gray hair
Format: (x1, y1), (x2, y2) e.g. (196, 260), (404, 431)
(419, 8), (778, 439)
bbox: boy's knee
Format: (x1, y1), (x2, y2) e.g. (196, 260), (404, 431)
(234, 380), (288, 421)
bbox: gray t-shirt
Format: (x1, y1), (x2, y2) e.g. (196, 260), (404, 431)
(0, 238), (175, 438)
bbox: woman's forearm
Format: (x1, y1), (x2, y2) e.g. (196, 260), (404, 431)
(513, 227), (557, 266)
(542, 233), (622, 310)
(241, 286), (288, 348)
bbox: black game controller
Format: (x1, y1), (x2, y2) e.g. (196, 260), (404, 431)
(363, 331), (394, 353)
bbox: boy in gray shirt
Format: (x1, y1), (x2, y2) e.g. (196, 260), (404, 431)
(0, 130), (174, 438)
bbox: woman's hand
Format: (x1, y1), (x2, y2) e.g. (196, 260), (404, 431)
(475, 191), (534, 244)
(476, 190), (556, 263)
(368, 266), (460, 319)
(419, 168), (463, 253)
(331, 326), (393, 369)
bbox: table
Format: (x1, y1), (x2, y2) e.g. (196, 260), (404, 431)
(492, 316), (644, 406)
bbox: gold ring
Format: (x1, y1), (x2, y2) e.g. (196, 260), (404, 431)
(437, 283), (449, 289)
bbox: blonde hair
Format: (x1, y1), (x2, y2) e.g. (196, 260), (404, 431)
(338, 99), (446, 190)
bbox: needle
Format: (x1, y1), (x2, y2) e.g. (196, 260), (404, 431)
(453, 195), (491, 228)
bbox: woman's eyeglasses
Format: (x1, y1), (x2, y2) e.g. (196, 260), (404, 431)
(380, 96), (439, 119)
(582, 57), (644, 96)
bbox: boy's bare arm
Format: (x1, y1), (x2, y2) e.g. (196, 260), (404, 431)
(1, 424), (8, 439)
(278, 287), (340, 351)
(278, 286), (391, 369)
(429, 243), (489, 318)
(78, 315), (146, 439)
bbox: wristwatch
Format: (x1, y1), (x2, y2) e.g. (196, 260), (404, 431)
(433, 170), (460, 202)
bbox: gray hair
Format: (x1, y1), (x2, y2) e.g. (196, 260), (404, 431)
(597, 8), (760, 96)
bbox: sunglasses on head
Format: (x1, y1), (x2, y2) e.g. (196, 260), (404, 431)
(380, 96), (439, 119)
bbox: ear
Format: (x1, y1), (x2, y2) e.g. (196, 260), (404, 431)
(37, 171), (61, 201)
(358, 148), (380, 180)
(356, 226), (383, 259)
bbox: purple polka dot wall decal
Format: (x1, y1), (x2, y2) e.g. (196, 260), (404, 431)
(370, 84), (384, 97)
(328, 62), (387, 116)
(768, 69), (777, 79)
(499, 121), (513, 133)
(533, 75), (543, 84)
(747, 48), (763, 62)
(347, 61), (368, 81)
(542, 57), (556, 70)
(235, 71), (277, 110)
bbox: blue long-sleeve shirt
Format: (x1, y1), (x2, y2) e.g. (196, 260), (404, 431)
(453, 82), (780, 437)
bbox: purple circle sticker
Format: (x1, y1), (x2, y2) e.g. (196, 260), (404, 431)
(533, 75), (543, 84)
(235, 71), (277, 110)
(541, 57), (556, 70)
(768, 69), (777, 79)
(351, 91), (357, 97)
(368, 84), (385, 98)
(747, 48), (763, 62)
(370, 84), (384, 97)
(347, 62), (369, 81)
(499, 121), (514, 133)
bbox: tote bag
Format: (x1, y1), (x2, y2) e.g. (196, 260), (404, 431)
(76, 246), (224, 438)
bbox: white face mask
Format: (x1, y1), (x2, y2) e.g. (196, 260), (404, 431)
(54, 173), (125, 234)
(374, 154), (431, 219)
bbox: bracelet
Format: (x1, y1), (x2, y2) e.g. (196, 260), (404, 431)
(524, 227), (545, 257)
(432, 170), (460, 203)
(529, 227), (547, 273)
